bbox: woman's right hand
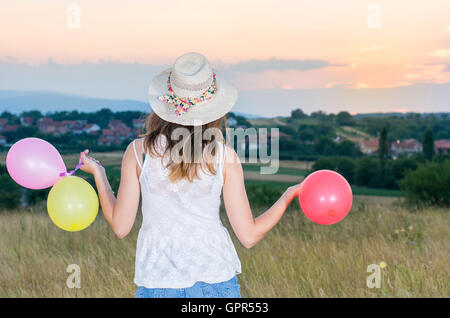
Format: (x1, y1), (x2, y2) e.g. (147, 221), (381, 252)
(79, 149), (104, 176)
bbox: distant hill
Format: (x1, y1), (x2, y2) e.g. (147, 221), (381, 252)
(0, 90), (262, 119)
(0, 90), (149, 113)
(353, 112), (449, 119)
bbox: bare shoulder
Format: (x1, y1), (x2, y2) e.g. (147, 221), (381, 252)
(224, 145), (241, 165)
(223, 145), (243, 183)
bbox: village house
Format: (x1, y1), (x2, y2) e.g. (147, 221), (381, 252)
(360, 137), (379, 155)
(98, 120), (133, 146)
(36, 118), (92, 135)
(98, 129), (118, 146)
(0, 118), (8, 129)
(132, 118), (145, 129)
(333, 135), (344, 144)
(72, 120), (88, 134)
(19, 116), (34, 126)
(435, 139), (450, 154)
(83, 123), (101, 134)
(109, 120), (132, 138)
(391, 138), (422, 157)
(0, 134), (6, 145)
(0, 124), (19, 133)
(37, 117), (57, 134)
(57, 120), (79, 134)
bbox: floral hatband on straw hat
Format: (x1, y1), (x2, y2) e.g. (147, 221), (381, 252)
(148, 52), (238, 126)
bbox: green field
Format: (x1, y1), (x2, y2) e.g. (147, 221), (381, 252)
(242, 164), (309, 176)
(95, 161), (403, 198)
(244, 179), (404, 198)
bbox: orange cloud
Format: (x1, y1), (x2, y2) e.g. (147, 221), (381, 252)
(428, 49), (450, 58)
(358, 46), (386, 53)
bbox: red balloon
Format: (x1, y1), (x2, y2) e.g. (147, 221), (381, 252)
(298, 170), (352, 225)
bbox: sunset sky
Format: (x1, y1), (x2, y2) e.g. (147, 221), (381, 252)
(1, 0), (449, 115)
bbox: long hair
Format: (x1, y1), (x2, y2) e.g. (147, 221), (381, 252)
(139, 113), (227, 182)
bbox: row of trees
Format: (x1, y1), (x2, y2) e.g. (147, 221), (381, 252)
(1, 109), (146, 130)
(0, 164), (122, 210)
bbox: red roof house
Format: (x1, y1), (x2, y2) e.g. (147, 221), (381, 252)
(360, 137), (379, 155)
(20, 116), (34, 126)
(0, 124), (19, 132)
(435, 139), (450, 154)
(132, 118), (145, 128)
(391, 139), (422, 156)
(0, 118), (8, 127)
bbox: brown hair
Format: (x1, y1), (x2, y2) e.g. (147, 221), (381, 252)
(139, 113), (226, 182)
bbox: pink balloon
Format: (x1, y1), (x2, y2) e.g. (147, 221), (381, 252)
(299, 170), (353, 225)
(6, 137), (67, 189)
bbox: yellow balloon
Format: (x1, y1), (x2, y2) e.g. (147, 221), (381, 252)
(47, 176), (99, 232)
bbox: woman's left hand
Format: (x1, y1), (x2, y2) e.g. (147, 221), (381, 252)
(282, 182), (303, 205)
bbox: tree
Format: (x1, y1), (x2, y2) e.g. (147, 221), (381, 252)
(315, 136), (336, 155)
(2, 126), (39, 143)
(20, 110), (42, 120)
(379, 126), (389, 184)
(279, 125), (297, 136)
(298, 128), (314, 142)
(423, 128), (434, 161)
(95, 108), (114, 128)
(311, 157), (355, 183)
(335, 157), (355, 184)
(291, 108), (307, 119)
(0, 174), (22, 210)
(355, 157), (381, 187)
(336, 111), (355, 126)
(310, 110), (328, 123)
(400, 160), (450, 207)
(0, 111), (19, 124)
(336, 140), (359, 157)
(311, 158), (336, 171)
(384, 158), (418, 189)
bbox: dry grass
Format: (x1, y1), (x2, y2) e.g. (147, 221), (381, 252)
(0, 201), (448, 298)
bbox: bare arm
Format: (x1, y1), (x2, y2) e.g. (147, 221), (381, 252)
(222, 147), (301, 249)
(79, 141), (141, 238)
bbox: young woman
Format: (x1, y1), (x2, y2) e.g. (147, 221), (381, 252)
(79, 53), (301, 298)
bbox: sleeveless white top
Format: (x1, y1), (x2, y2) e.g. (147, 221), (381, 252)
(132, 136), (242, 288)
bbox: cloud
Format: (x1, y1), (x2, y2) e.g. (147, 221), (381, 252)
(350, 83), (370, 89)
(358, 45), (386, 53)
(227, 58), (346, 73)
(405, 74), (420, 79)
(392, 108), (411, 113)
(325, 82), (355, 88)
(428, 49), (450, 58)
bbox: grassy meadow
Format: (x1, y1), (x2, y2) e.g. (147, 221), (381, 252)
(0, 152), (447, 297)
(0, 196), (448, 298)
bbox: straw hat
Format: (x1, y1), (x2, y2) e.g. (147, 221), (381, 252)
(148, 52), (238, 126)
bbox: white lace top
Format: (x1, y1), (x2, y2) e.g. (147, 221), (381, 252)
(132, 136), (242, 288)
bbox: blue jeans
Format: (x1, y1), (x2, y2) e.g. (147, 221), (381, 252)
(136, 276), (241, 298)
